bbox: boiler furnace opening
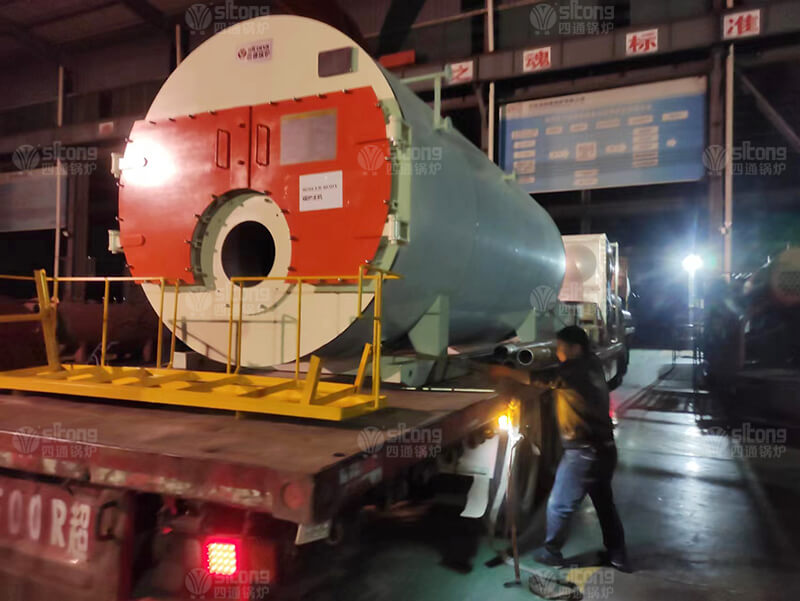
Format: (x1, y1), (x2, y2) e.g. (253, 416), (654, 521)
(221, 221), (276, 287)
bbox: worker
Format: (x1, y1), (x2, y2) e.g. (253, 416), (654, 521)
(492, 325), (630, 572)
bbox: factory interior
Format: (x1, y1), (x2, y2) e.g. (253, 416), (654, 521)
(0, 1), (799, 600)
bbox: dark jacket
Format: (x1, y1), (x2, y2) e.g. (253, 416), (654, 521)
(552, 355), (615, 448)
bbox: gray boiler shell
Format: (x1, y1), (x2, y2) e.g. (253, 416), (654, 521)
(320, 69), (566, 357)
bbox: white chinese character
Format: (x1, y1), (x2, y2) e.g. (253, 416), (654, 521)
(67, 502), (91, 559)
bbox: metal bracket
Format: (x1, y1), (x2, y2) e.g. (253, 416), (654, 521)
(401, 66), (452, 129)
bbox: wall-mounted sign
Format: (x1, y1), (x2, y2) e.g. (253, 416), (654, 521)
(723, 9), (761, 39)
(625, 28), (658, 55)
(499, 76), (707, 194)
(523, 47), (552, 73)
(447, 60), (474, 84)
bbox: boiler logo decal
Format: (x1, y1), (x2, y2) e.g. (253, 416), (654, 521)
(236, 39), (272, 63)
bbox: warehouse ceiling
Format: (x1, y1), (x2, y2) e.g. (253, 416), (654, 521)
(0, 0), (363, 64)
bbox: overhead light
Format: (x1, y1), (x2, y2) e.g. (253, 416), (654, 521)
(682, 254), (703, 274)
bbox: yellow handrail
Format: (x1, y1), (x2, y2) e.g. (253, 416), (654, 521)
(227, 267), (401, 406)
(0, 273), (170, 370)
(0, 266), (401, 408)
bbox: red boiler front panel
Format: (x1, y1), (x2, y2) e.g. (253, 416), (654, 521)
(118, 86), (392, 284)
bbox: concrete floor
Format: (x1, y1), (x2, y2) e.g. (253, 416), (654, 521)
(308, 350), (800, 600)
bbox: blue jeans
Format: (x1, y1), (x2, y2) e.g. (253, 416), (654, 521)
(545, 444), (626, 556)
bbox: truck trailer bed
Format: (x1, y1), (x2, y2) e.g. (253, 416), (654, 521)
(0, 389), (505, 525)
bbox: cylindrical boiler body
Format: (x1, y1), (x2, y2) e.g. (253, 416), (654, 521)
(117, 16), (565, 366)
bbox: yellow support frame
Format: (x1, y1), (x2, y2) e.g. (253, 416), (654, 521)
(0, 364), (379, 421)
(0, 267), (401, 422)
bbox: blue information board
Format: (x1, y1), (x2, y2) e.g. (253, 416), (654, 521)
(499, 77), (707, 194)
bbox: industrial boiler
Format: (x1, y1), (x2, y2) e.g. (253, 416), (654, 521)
(113, 15), (566, 382)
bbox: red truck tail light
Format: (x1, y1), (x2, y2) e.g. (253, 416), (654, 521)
(204, 539), (239, 576)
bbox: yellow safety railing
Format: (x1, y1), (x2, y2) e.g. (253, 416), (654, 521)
(0, 264), (401, 407)
(0, 273), (172, 369)
(225, 264), (401, 405)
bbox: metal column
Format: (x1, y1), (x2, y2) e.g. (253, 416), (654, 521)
(707, 48), (725, 273)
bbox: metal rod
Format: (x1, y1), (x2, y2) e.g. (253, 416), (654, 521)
(354, 342), (372, 393)
(175, 23), (182, 65)
(486, 0), (495, 52)
(295, 281), (302, 380)
(48, 276), (167, 282)
(357, 264), (364, 318)
(226, 281), (235, 374)
(738, 71), (800, 154)
(372, 274), (384, 404)
(53, 65), (64, 300)
(229, 272), (400, 282)
(434, 75), (442, 129)
(156, 278), (165, 368)
(724, 43), (734, 282)
(0, 313), (44, 323)
(487, 82), (496, 161)
(100, 279), (110, 366)
(34, 270), (60, 370)
(168, 281), (179, 367)
(235, 282), (244, 374)
(400, 67), (449, 128)
(401, 69), (449, 85)
(486, 0), (496, 160)
(0, 275), (37, 281)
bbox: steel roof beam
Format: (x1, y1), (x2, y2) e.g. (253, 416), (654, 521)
(738, 70), (800, 154)
(0, 16), (64, 65)
(396, 0), (800, 93)
(118, 0), (169, 33)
